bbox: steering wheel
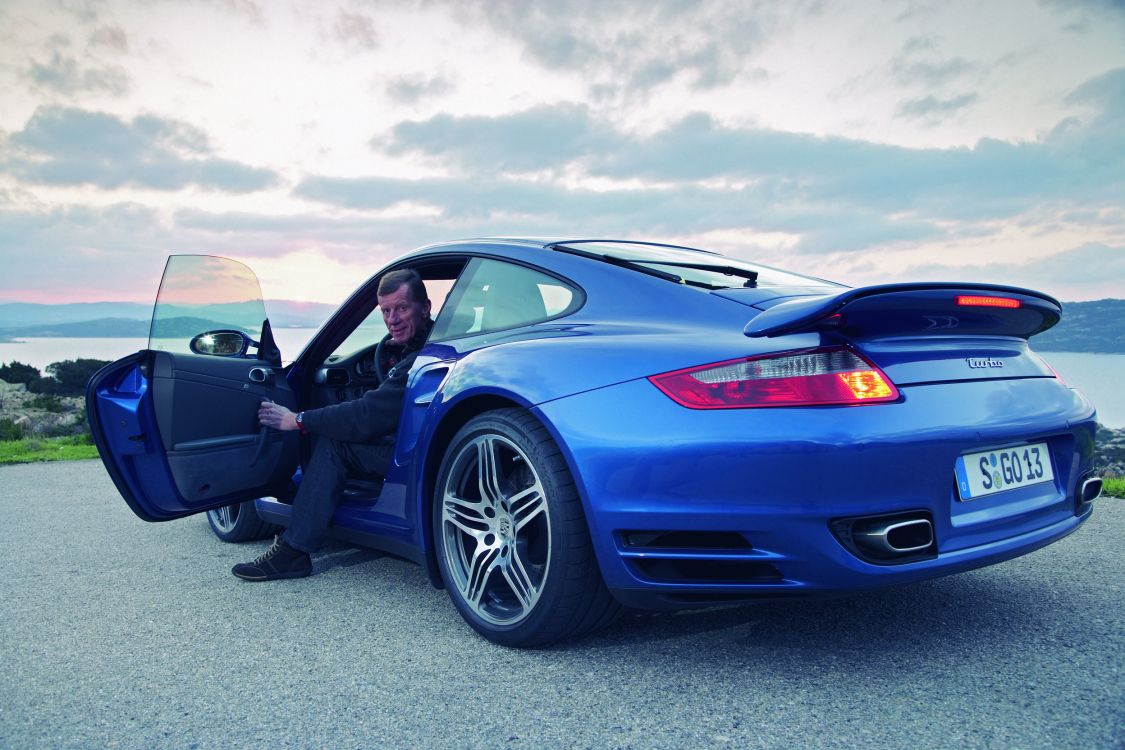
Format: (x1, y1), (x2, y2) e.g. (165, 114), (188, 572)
(373, 332), (393, 383)
(374, 332), (410, 384)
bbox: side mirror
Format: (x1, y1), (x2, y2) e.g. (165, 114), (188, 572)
(189, 330), (253, 357)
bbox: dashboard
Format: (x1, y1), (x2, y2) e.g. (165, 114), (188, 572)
(313, 344), (380, 406)
(311, 339), (407, 407)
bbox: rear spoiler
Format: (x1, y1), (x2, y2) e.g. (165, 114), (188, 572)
(743, 283), (1061, 340)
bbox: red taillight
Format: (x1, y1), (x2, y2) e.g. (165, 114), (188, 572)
(648, 347), (899, 409)
(956, 295), (1020, 309)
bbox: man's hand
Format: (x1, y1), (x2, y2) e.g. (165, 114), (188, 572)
(259, 401), (299, 431)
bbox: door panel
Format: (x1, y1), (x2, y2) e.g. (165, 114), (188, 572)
(87, 254), (300, 522)
(152, 350), (297, 507)
(89, 351), (299, 522)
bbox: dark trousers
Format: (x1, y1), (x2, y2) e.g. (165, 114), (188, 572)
(282, 436), (393, 553)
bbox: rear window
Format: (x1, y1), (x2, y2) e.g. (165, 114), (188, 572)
(554, 241), (839, 291)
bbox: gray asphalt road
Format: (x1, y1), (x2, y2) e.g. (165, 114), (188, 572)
(0, 460), (1122, 750)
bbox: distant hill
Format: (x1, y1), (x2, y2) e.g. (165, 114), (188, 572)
(0, 302), (151, 327)
(1033, 299), (1125, 354)
(0, 317), (149, 338)
(0, 299), (335, 339)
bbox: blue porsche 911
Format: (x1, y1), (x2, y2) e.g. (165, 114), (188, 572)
(87, 239), (1102, 646)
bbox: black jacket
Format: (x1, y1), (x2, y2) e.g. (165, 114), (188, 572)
(299, 321), (431, 443)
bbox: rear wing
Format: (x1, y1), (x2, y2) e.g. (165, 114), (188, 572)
(743, 283), (1061, 340)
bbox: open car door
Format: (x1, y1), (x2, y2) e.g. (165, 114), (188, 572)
(87, 256), (299, 521)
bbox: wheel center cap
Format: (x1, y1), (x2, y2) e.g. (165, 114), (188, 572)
(498, 517), (513, 537)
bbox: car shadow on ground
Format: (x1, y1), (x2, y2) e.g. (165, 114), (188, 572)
(566, 569), (1061, 658)
(192, 517), (1085, 662)
(313, 545), (388, 574)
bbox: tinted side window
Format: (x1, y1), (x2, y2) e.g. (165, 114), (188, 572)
(430, 258), (579, 340)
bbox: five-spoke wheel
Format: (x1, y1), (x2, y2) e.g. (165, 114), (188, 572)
(434, 409), (620, 646)
(440, 432), (551, 626)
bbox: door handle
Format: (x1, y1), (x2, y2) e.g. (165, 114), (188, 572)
(248, 367), (275, 384)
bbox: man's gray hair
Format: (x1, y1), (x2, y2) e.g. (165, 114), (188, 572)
(377, 268), (428, 304)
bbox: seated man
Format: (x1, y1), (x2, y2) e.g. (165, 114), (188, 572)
(232, 268), (432, 581)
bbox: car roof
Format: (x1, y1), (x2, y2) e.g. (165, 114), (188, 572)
(412, 237), (722, 256)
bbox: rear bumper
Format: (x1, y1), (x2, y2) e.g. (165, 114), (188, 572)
(535, 375), (1098, 609)
(598, 502), (1090, 609)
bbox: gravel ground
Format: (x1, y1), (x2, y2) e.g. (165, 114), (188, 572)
(0, 460), (1122, 750)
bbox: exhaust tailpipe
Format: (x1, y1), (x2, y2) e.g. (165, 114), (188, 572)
(1080, 477), (1103, 504)
(830, 511), (938, 564)
(854, 517), (934, 555)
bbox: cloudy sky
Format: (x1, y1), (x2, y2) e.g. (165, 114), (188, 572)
(1, 0), (1122, 305)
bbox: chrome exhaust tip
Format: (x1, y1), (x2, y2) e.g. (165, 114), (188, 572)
(854, 518), (934, 555)
(1080, 477), (1103, 503)
(830, 511), (938, 564)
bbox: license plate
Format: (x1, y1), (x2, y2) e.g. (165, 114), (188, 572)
(954, 442), (1054, 501)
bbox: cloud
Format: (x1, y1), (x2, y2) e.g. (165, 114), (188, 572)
(212, 0), (265, 26)
(1064, 65), (1125, 116)
(897, 243), (1125, 300)
(1, 107), (279, 192)
(1042, 0), (1125, 15)
(0, 203), (172, 301)
(293, 63), (1121, 261)
(373, 73), (1123, 231)
(896, 92), (979, 120)
(381, 103), (621, 173)
(0, 202), (432, 304)
(453, 0), (784, 98)
(26, 51), (129, 96)
(293, 171), (943, 255)
(892, 55), (974, 87)
(385, 73), (456, 104)
(89, 25), (128, 53)
(55, 1), (100, 23)
(333, 10), (378, 50)
(900, 35), (936, 54)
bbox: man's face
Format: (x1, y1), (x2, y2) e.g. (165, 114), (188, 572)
(378, 284), (430, 344)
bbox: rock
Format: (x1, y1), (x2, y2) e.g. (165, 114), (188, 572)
(0, 378), (86, 438)
(1095, 424), (1125, 477)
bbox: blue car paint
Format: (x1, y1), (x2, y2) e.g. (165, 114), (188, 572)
(86, 355), (182, 522)
(531, 368), (1095, 606)
(88, 354), (299, 522)
(90, 237), (1099, 610)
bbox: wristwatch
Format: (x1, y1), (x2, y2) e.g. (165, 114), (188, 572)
(295, 411), (307, 434)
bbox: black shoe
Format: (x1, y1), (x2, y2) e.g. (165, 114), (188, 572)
(232, 536), (312, 581)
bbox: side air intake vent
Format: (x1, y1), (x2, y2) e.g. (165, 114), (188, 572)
(632, 558), (783, 583)
(622, 530), (753, 550)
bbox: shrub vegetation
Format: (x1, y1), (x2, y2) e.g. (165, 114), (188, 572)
(0, 361), (39, 385)
(0, 417), (23, 441)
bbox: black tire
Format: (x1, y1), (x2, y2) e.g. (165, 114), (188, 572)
(206, 500), (281, 543)
(433, 408), (620, 647)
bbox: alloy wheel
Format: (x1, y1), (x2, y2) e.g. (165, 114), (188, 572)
(439, 433), (551, 626)
(207, 503), (240, 534)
